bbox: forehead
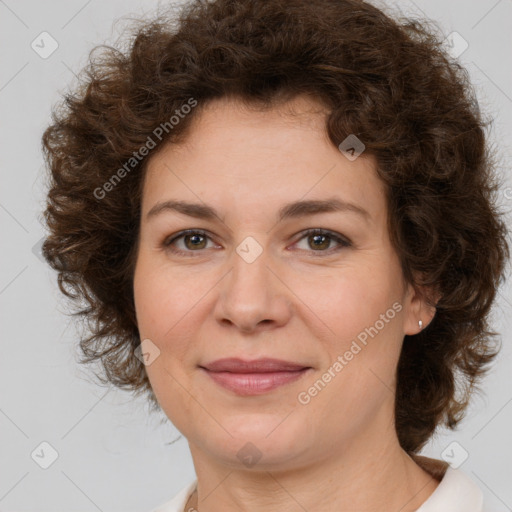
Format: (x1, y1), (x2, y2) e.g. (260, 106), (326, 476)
(178, 94), (332, 152)
(141, 95), (386, 224)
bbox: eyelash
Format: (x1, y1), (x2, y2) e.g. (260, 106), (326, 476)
(162, 228), (351, 257)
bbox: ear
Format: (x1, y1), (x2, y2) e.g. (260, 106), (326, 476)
(402, 279), (439, 336)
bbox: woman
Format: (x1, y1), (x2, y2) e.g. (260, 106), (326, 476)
(41, 0), (509, 510)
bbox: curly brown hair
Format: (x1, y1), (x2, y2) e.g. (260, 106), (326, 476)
(41, 0), (509, 453)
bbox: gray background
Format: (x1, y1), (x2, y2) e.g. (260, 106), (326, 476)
(0, 0), (511, 510)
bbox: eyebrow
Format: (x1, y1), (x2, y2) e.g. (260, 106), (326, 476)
(146, 197), (370, 223)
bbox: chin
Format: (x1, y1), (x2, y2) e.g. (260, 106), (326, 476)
(191, 413), (311, 466)
(203, 436), (309, 471)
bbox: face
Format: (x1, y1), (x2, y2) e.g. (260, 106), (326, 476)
(133, 95), (424, 471)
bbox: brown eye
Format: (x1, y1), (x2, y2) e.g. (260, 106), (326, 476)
(183, 233), (207, 250)
(307, 233), (331, 250)
(163, 229), (216, 256)
(293, 229), (351, 254)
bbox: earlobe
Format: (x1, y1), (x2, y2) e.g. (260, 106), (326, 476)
(402, 281), (438, 335)
(418, 297), (437, 332)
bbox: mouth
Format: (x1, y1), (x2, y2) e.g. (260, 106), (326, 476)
(199, 358), (312, 396)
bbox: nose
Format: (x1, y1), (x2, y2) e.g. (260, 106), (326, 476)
(213, 243), (293, 334)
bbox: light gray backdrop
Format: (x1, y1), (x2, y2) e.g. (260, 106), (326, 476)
(1, 0), (511, 510)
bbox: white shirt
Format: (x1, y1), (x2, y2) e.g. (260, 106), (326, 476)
(150, 466), (484, 512)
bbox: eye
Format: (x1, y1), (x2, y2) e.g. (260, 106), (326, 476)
(163, 229), (218, 256)
(292, 228), (351, 255)
(162, 228), (351, 257)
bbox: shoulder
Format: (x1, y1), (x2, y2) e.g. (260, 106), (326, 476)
(149, 479), (198, 512)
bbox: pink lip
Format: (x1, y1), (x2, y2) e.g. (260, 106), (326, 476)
(199, 358), (312, 396)
(201, 357), (309, 373)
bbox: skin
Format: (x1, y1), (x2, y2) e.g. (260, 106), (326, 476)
(133, 94), (438, 512)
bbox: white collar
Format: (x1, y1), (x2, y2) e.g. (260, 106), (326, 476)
(416, 465), (483, 511)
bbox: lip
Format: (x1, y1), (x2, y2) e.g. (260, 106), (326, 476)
(199, 358), (312, 396)
(201, 357), (310, 373)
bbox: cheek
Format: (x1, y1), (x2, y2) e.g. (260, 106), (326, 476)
(298, 265), (401, 341)
(299, 269), (404, 427)
(133, 255), (195, 337)
(133, 261), (200, 422)
(297, 262), (405, 397)
(133, 256), (217, 372)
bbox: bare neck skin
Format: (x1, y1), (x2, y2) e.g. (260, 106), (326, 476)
(184, 405), (442, 512)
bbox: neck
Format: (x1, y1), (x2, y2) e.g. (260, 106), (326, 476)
(184, 428), (443, 512)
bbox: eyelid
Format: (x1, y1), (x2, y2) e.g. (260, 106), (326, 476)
(162, 228), (352, 256)
(290, 228), (352, 254)
(163, 229), (218, 255)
